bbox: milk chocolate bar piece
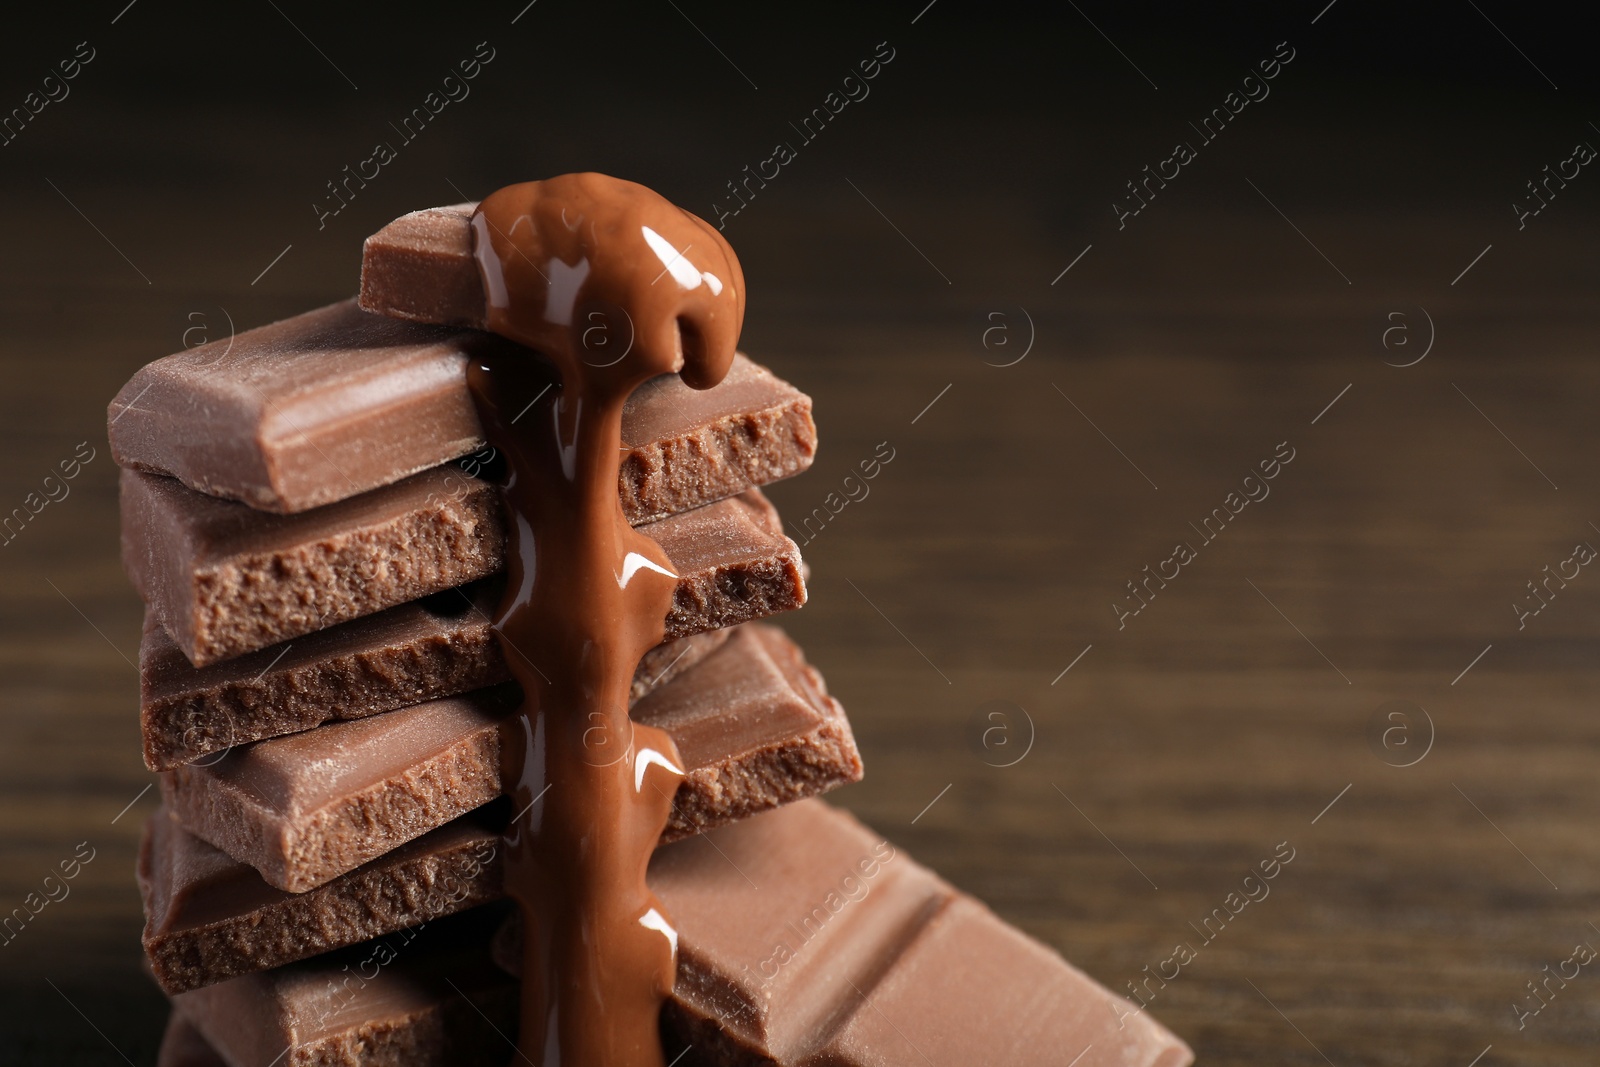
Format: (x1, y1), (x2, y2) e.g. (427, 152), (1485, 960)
(160, 691), (511, 894)
(140, 588), (731, 771)
(109, 297), (816, 515)
(171, 906), (517, 1067)
(158, 626), (860, 893)
(359, 204), (484, 328)
(171, 803), (1191, 1067)
(509, 801), (1194, 1067)
(124, 468), (805, 665)
(142, 807), (505, 993)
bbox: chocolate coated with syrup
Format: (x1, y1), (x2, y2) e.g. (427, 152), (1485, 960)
(469, 175), (744, 1067)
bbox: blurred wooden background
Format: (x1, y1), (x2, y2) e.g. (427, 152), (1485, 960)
(3, 2), (1599, 1063)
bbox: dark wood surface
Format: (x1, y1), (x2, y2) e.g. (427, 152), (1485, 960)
(3, 5), (1600, 1064)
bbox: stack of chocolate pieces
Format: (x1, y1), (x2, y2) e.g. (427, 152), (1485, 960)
(111, 198), (1191, 1066)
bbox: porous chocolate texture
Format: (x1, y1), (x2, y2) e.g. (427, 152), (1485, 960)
(123, 470), (805, 666)
(139, 591), (731, 771)
(143, 808), (505, 994)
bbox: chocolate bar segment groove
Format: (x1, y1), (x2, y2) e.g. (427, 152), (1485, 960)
(158, 626), (860, 893)
(110, 297), (815, 517)
(166, 802), (1191, 1067)
(517, 801), (1194, 1067)
(124, 467), (805, 666)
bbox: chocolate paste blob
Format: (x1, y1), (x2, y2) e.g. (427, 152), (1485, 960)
(467, 174), (745, 1067)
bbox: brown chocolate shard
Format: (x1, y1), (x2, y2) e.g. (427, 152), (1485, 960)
(109, 297), (816, 516)
(171, 906), (517, 1067)
(143, 807), (505, 994)
(519, 801), (1194, 1067)
(140, 589), (731, 771)
(123, 468), (805, 666)
(158, 626), (860, 893)
(122, 465), (498, 667)
(359, 204), (484, 328)
(160, 691), (512, 894)
(108, 300), (500, 513)
(632, 626), (861, 834)
(170, 802), (1191, 1067)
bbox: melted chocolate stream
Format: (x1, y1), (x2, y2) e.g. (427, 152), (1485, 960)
(465, 175), (745, 1067)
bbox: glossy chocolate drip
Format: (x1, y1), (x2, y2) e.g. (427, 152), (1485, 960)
(466, 174), (744, 1067)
